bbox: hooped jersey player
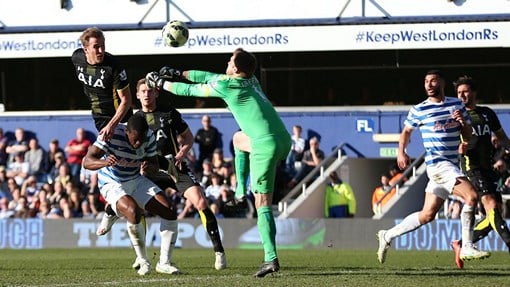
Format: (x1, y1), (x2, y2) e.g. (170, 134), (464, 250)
(71, 49), (133, 130)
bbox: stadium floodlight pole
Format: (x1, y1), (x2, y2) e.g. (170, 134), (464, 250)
(337, 0), (391, 20)
(138, 0), (161, 26)
(138, 0), (194, 26)
(165, 0), (194, 23)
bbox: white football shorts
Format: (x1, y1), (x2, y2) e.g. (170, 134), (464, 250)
(100, 176), (161, 216)
(425, 160), (466, 200)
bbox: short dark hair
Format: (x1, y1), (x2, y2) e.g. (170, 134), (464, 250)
(453, 75), (478, 92)
(127, 113), (148, 136)
(425, 69), (444, 79)
(233, 48), (257, 78)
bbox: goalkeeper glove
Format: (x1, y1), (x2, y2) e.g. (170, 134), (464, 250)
(159, 66), (182, 80)
(145, 72), (164, 90)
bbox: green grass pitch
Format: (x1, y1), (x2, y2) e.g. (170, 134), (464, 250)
(0, 248), (508, 287)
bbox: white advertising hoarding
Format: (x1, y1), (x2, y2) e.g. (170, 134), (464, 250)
(0, 21), (508, 58)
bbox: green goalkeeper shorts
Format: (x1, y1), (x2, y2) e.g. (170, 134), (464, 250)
(249, 134), (291, 194)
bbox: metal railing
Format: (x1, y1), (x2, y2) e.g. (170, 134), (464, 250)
(372, 152), (425, 215)
(278, 142), (364, 212)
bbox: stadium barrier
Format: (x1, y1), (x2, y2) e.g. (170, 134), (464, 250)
(1, 218), (508, 252)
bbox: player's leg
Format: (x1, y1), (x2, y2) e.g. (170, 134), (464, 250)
(108, 184), (151, 276)
(250, 137), (288, 277)
(138, 177), (181, 275)
(378, 190), (444, 263)
(480, 193), (510, 250)
(453, 177), (490, 260)
(184, 184), (226, 270)
(171, 160), (227, 270)
(232, 131), (250, 201)
(96, 203), (119, 236)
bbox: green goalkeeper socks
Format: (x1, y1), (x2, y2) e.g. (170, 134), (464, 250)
(257, 206), (277, 261)
(234, 147), (249, 199)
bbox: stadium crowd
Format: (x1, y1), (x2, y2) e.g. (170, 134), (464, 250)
(1, 118), (510, 220)
(0, 119), (316, 220)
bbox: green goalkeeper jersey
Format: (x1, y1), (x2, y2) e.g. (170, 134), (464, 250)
(170, 70), (289, 141)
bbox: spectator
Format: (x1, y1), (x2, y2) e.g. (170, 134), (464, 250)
(35, 198), (51, 219)
(0, 128), (9, 167)
(79, 165), (102, 217)
(6, 177), (21, 210)
(45, 139), (65, 175)
(65, 127), (91, 182)
(5, 128), (28, 164)
(67, 185), (84, 218)
(204, 173), (224, 204)
(55, 164), (73, 187)
(13, 196), (31, 218)
(47, 152), (66, 184)
(20, 175), (41, 207)
(195, 115), (220, 171)
(492, 134), (510, 165)
(371, 174), (396, 215)
(31, 188), (48, 218)
(48, 181), (65, 208)
(6, 152), (29, 186)
(285, 125), (306, 177)
(288, 137), (325, 188)
(0, 197), (15, 219)
(24, 138), (46, 182)
(217, 161), (234, 185)
(324, 171), (357, 218)
(0, 166), (11, 201)
(211, 148), (225, 174)
(389, 164), (406, 188)
(197, 158), (213, 187)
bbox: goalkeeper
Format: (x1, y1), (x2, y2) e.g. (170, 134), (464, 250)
(146, 48), (291, 277)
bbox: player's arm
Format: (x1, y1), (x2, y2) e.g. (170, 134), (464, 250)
(460, 122), (472, 143)
(452, 108), (472, 142)
(176, 128), (194, 165)
(397, 125), (413, 170)
(146, 70), (224, 98)
(101, 86), (133, 141)
(141, 155), (159, 177)
(83, 145), (115, 170)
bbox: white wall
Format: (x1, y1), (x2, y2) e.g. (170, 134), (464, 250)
(0, 0), (509, 27)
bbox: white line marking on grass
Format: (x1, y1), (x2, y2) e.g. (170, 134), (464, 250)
(11, 275), (244, 287)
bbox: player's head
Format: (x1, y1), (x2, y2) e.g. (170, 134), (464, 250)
(453, 75), (477, 108)
(227, 48), (257, 78)
(80, 27), (106, 65)
(136, 78), (158, 111)
(126, 113), (149, 149)
(424, 69), (445, 99)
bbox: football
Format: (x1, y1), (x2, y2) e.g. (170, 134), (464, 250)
(162, 20), (189, 48)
